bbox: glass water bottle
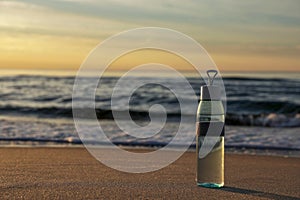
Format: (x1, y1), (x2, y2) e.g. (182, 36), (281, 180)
(196, 70), (225, 188)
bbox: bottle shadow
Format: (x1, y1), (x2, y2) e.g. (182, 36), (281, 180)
(220, 186), (300, 200)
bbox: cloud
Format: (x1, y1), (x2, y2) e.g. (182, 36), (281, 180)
(13, 0), (299, 45)
(0, 0), (299, 71)
(0, 1), (46, 10)
(0, 0), (137, 39)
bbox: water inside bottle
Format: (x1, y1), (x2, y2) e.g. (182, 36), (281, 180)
(196, 126), (224, 188)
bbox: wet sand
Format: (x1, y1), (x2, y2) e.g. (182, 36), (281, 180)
(0, 147), (299, 199)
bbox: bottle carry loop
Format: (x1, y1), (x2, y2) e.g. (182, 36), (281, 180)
(207, 70), (218, 86)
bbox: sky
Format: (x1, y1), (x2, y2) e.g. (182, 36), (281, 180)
(0, 0), (299, 72)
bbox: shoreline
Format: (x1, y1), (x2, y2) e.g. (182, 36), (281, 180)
(0, 147), (299, 199)
(1, 144), (299, 158)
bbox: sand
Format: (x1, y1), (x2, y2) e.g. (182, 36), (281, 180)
(0, 147), (299, 200)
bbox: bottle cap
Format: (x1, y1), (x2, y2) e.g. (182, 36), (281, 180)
(200, 70), (221, 100)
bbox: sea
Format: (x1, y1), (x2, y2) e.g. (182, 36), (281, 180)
(0, 70), (299, 157)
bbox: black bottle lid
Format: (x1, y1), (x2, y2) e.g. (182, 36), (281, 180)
(200, 70), (221, 100)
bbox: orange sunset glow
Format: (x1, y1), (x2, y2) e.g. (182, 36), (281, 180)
(0, 0), (299, 72)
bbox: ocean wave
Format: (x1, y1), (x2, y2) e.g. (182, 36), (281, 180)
(1, 137), (300, 151)
(1, 105), (300, 127)
(1, 75), (299, 127)
(1, 114), (300, 153)
(227, 100), (300, 114)
(226, 113), (300, 127)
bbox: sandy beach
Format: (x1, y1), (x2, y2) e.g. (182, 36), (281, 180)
(0, 147), (299, 199)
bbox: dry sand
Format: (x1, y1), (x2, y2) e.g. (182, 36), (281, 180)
(0, 147), (299, 200)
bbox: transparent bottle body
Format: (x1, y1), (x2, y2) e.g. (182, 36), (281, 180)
(196, 100), (225, 188)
